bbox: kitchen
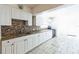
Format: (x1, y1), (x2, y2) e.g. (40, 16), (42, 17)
(0, 4), (59, 54)
(0, 4), (79, 54)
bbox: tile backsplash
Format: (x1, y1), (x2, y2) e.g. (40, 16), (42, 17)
(1, 19), (32, 40)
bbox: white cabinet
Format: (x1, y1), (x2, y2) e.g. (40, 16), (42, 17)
(22, 11), (28, 20)
(12, 8), (20, 19)
(36, 33), (45, 45)
(0, 5), (11, 25)
(38, 33), (43, 44)
(27, 35), (33, 50)
(47, 30), (52, 39)
(2, 30), (52, 54)
(38, 30), (52, 44)
(24, 39), (28, 53)
(40, 30), (52, 42)
(12, 8), (28, 20)
(2, 39), (16, 54)
(35, 35), (39, 46)
(32, 34), (38, 47)
(12, 8), (32, 26)
(44, 30), (52, 40)
(40, 33), (46, 42)
(15, 39), (24, 54)
(2, 41), (12, 54)
(12, 8), (22, 20)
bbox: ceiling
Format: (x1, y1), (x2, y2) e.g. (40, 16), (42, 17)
(25, 4), (39, 9)
(25, 4), (63, 14)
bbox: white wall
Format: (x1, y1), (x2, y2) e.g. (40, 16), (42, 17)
(53, 5), (79, 37)
(47, 5), (79, 54)
(36, 5), (79, 37)
(36, 13), (49, 29)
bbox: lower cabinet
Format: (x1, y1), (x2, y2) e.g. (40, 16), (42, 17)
(27, 36), (33, 51)
(2, 40), (16, 54)
(31, 34), (40, 48)
(44, 30), (52, 40)
(2, 42), (12, 54)
(2, 30), (52, 54)
(24, 39), (28, 53)
(38, 33), (44, 44)
(15, 39), (24, 54)
(32, 34), (38, 48)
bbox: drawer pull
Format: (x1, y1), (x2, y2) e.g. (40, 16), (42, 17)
(7, 41), (10, 43)
(12, 43), (14, 45)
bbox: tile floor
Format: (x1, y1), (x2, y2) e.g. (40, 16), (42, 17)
(28, 36), (79, 54)
(28, 37), (59, 54)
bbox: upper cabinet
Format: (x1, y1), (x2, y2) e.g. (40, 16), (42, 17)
(0, 5), (11, 25)
(12, 8), (32, 26)
(12, 8), (28, 20)
(0, 5), (32, 25)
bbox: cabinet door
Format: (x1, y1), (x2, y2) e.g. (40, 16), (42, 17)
(32, 34), (42, 47)
(16, 40), (24, 54)
(44, 32), (48, 41)
(11, 42), (16, 54)
(24, 39), (28, 53)
(35, 35), (39, 46)
(27, 36), (33, 50)
(12, 8), (28, 20)
(28, 38), (33, 50)
(41, 33), (46, 42)
(47, 30), (52, 39)
(0, 5), (11, 25)
(2, 41), (12, 54)
(36, 34), (42, 44)
(12, 8), (23, 20)
(2, 40), (16, 54)
(22, 11), (28, 20)
(37, 33), (48, 45)
(43, 30), (52, 41)
(32, 34), (38, 48)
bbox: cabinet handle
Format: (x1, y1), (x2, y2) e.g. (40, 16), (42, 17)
(11, 43), (15, 54)
(7, 41), (10, 43)
(12, 43), (14, 45)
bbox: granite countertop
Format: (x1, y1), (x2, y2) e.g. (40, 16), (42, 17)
(1, 29), (51, 41)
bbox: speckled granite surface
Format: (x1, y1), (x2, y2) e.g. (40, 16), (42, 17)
(1, 19), (42, 41)
(1, 19), (31, 41)
(1, 29), (50, 41)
